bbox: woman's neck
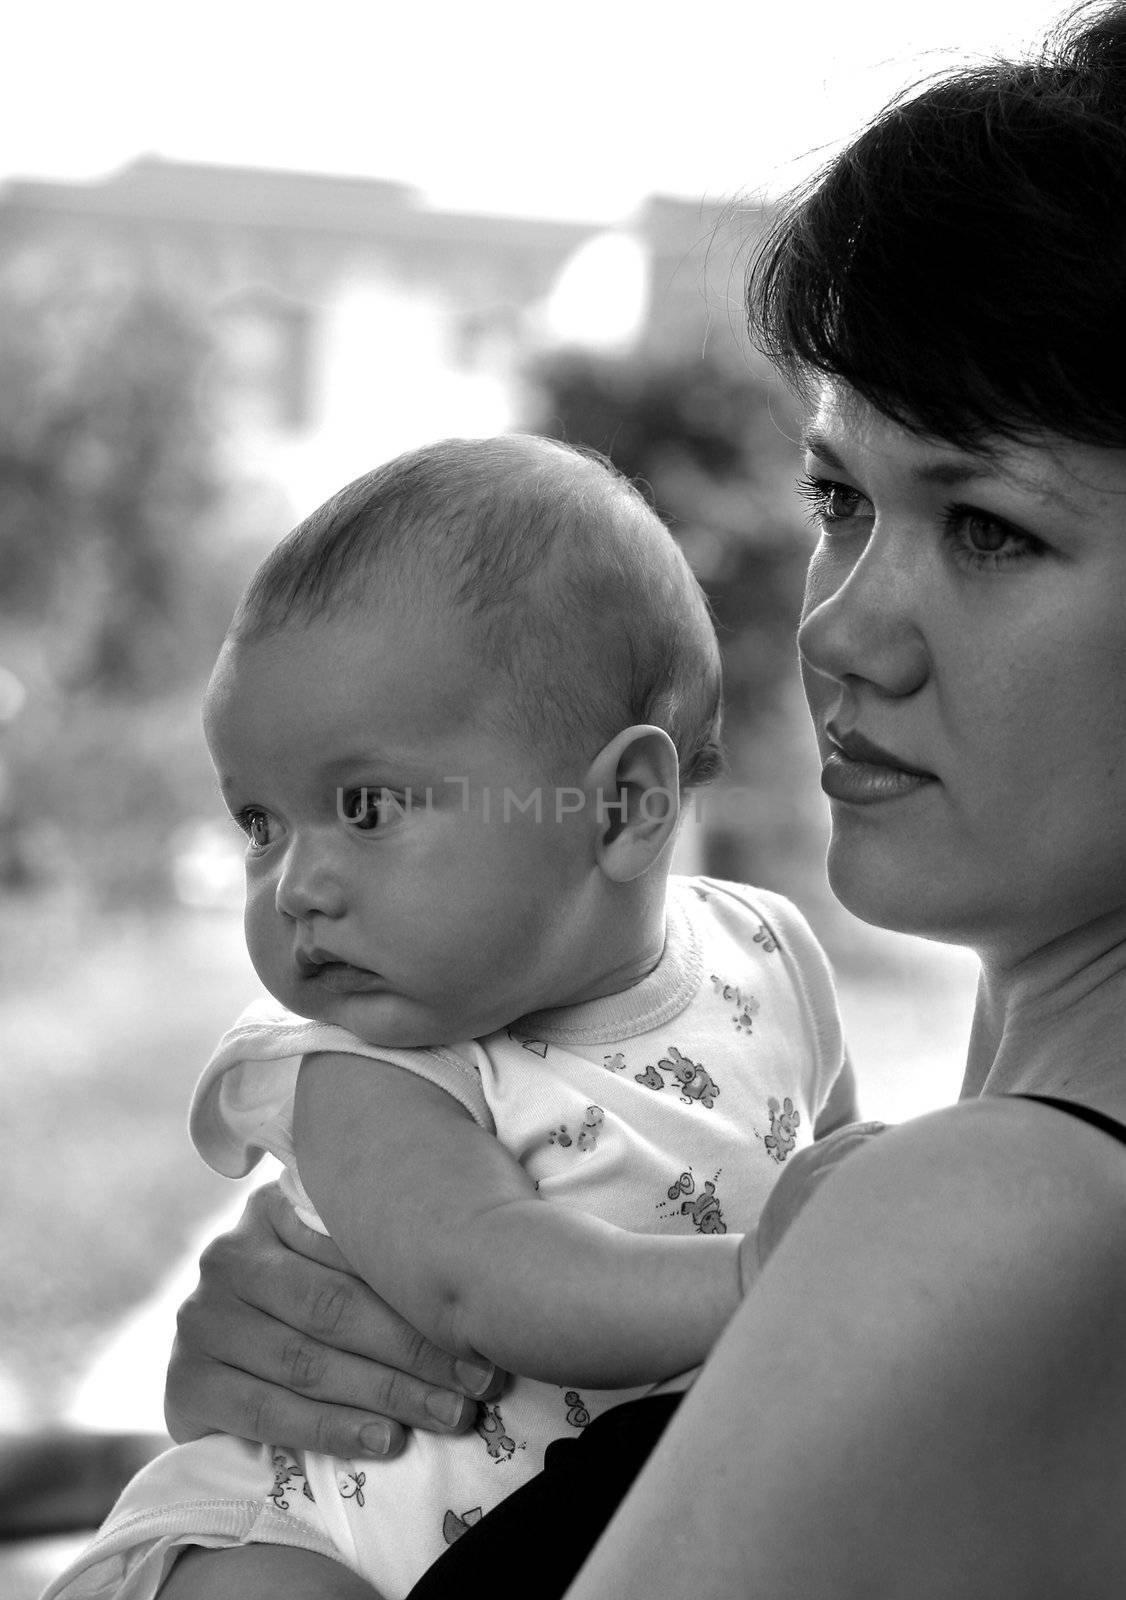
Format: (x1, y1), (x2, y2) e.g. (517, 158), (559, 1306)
(963, 911), (1126, 1117)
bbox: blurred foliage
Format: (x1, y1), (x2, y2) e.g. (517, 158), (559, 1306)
(0, 255), (251, 901)
(0, 258), (228, 690)
(524, 346), (814, 882)
(526, 346), (808, 726)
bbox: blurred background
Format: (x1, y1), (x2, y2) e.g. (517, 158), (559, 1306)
(1, 0), (1067, 1589)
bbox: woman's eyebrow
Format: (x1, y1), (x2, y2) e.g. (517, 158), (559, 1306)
(800, 427), (846, 468)
(801, 426), (991, 489)
(802, 425), (1087, 513)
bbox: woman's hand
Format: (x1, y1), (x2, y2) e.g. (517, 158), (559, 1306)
(164, 1182), (502, 1460)
(752, 1120), (888, 1277)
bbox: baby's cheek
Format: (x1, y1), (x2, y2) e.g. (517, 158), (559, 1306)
(243, 898), (290, 999)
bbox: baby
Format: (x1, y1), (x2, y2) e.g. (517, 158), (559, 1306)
(47, 435), (854, 1600)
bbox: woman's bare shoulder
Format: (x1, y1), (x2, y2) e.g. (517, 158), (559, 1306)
(882, 1093), (1126, 1188)
(821, 1094), (1126, 1307)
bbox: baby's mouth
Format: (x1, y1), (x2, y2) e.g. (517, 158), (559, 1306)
(301, 961), (387, 997)
(295, 947), (383, 990)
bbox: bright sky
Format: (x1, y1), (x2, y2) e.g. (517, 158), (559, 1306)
(5, 0), (1074, 218)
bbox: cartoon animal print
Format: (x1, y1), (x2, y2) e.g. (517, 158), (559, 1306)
(603, 1052), (626, 1072)
(337, 1470), (366, 1507)
(509, 1031), (549, 1057)
(476, 1402), (520, 1462)
(269, 1450), (314, 1511)
(443, 1506), (484, 1545)
(564, 1390), (591, 1428)
(656, 1166), (726, 1232)
(661, 1047), (720, 1108)
(636, 1047), (720, 1107)
(576, 1106), (604, 1150)
(710, 975), (759, 1034)
(549, 1107), (605, 1151)
(681, 1179), (726, 1234)
(753, 923), (778, 954)
(764, 1095), (801, 1162)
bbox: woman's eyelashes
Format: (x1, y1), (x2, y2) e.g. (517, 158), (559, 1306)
(939, 505), (1045, 570)
(795, 473), (871, 527)
(795, 473), (1046, 571)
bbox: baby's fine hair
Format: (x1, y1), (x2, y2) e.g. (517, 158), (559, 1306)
(748, 1), (1126, 447)
(232, 434), (723, 790)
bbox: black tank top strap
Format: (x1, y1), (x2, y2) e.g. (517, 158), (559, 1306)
(1014, 1093), (1126, 1147)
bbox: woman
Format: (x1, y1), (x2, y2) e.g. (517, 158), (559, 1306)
(163, 4), (1126, 1593)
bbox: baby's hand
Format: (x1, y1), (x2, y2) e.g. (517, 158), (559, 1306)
(748, 1121), (889, 1284)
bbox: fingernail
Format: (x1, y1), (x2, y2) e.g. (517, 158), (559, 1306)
(425, 1389), (469, 1428)
(454, 1359), (495, 1397)
(360, 1421), (392, 1456)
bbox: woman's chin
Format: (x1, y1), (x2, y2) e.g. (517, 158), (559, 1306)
(825, 852), (963, 944)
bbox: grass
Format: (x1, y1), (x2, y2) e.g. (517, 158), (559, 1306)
(0, 890), (265, 1421)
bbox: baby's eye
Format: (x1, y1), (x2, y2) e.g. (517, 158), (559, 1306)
(236, 809), (273, 852)
(340, 787), (401, 831)
(964, 514), (1005, 550)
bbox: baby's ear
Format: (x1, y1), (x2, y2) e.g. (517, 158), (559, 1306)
(586, 725), (680, 883)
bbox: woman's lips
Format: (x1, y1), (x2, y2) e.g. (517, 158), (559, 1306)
(820, 728), (938, 805)
(820, 750), (937, 804)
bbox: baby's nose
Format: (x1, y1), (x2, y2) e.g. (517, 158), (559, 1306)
(274, 832), (348, 920)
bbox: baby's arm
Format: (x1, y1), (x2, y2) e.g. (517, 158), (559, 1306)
(294, 1053), (744, 1390)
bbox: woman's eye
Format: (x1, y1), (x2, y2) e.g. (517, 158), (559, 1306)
(795, 474), (870, 526)
(341, 787), (400, 831)
(946, 507), (1042, 567)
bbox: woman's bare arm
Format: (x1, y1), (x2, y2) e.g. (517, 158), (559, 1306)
(564, 1097), (1126, 1600)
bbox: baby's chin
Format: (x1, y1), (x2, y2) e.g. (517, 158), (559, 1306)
(258, 960), (553, 1049)
(281, 986), (488, 1051)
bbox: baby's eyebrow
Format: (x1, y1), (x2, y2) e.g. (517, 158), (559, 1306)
(326, 747), (429, 778)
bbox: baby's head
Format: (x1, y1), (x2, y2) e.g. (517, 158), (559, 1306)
(205, 434), (722, 1047)
(230, 434), (722, 788)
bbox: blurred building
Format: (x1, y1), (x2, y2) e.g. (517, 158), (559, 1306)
(0, 157), (757, 516)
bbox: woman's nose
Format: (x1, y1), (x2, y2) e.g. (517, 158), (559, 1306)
(273, 831), (347, 921)
(797, 533), (929, 699)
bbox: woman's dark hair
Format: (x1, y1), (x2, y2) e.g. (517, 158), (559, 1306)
(747, 2), (1126, 447)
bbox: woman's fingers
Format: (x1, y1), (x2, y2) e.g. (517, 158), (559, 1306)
(164, 1182), (501, 1458)
(165, 1322), (415, 1460)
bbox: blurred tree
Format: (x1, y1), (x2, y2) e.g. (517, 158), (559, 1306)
(0, 251), (246, 898)
(524, 346), (814, 881)
(525, 346), (807, 724)
(0, 253), (227, 693)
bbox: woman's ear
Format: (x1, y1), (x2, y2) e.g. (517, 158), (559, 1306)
(585, 725), (681, 883)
